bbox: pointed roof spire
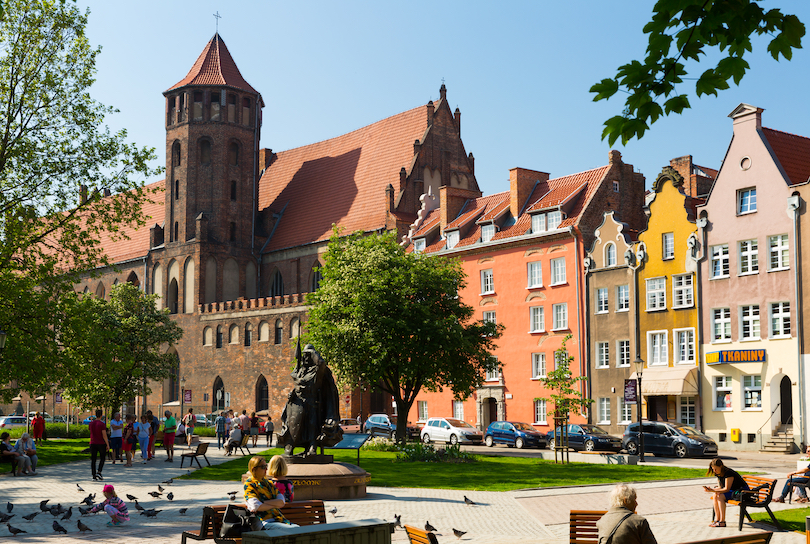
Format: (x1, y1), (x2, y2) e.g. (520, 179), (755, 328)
(167, 33), (257, 94)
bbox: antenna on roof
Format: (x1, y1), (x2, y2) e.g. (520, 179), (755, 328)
(213, 11), (222, 33)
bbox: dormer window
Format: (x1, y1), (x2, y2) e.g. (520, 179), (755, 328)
(481, 224), (495, 243)
(547, 210), (562, 230)
(531, 214), (546, 234)
(414, 238), (426, 253)
(446, 230), (459, 249)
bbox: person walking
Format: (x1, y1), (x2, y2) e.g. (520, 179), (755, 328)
(146, 411), (158, 460)
(122, 414), (136, 467)
(182, 408), (196, 448)
(163, 410), (176, 462)
(134, 415), (151, 464)
(265, 416), (274, 447)
(240, 410), (251, 433)
(215, 411), (227, 449)
(703, 458), (749, 527)
(597, 484), (657, 544)
(88, 410), (110, 481)
(250, 412), (260, 447)
(109, 412), (123, 464)
(31, 412), (46, 445)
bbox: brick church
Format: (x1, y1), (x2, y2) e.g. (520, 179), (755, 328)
(12, 33), (480, 421)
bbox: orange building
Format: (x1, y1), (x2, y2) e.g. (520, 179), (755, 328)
(406, 151), (645, 432)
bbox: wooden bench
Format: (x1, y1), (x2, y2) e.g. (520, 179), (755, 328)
(181, 442), (211, 469)
(678, 533), (773, 544)
(181, 500), (326, 544)
(404, 525), (439, 544)
(235, 434), (251, 456)
(714, 476), (781, 531)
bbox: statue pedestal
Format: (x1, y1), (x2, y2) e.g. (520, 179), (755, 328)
(241, 462), (370, 500)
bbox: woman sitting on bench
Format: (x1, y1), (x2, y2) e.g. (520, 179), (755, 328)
(0, 432), (25, 476)
(244, 456), (300, 532)
(704, 458), (749, 527)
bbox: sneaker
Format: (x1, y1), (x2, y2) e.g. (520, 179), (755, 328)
(106, 520), (120, 527)
(164, 459), (171, 462)
(96, 473), (103, 481)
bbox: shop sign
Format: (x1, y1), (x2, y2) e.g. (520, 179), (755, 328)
(706, 349), (766, 365)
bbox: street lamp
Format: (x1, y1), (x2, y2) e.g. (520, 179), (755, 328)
(179, 376), (186, 424)
(634, 355), (645, 463)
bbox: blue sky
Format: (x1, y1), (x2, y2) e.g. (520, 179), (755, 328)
(81, 1), (810, 196)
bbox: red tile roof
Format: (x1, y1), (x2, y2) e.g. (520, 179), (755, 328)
(445, 193), (507, 230)
(97, 180), (166, 263)
(762, 127), (810, 186)
(167, 34), (257, 94)
(258, 106), (427, 252)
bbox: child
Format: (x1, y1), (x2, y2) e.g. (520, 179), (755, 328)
(269, 455), (294, 502)
(90, 484), (130, 526)
(122, 415), (136, 467)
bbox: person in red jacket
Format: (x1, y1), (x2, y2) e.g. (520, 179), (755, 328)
(88, 409), (110, 481)
(31, 413), (45, 445)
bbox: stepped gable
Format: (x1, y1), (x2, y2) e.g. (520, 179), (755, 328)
(761, 127), (810, 186)
(258, 106), (427, 252)
(167, 33), (257, 94)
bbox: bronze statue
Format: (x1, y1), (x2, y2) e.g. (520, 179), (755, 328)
(279, 343), (343, 456)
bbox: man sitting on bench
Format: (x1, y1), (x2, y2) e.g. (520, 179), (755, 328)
(774, 445), (810, 503)
(224, 421), (243, 456)
(597, 484), (658, 544)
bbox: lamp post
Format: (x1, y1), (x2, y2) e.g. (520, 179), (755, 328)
(179, 376), (186, 425)
(624, 246), (646, 463)
(634, 355), (645, 462)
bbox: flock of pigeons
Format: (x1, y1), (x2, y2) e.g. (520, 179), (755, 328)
(389, 494), (477, 541)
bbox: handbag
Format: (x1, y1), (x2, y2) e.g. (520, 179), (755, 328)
(220, 504), (261, 538)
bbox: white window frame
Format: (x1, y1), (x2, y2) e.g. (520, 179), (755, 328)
(617, 340), (630, 368)
(596, 342), (610, 368)
(480, 269), (494, 295)
(413, 238), (426, 253)
(527, 261), (542, 288)
(547, 210), (562, 230)
(739, 239), (758, 275)
(711, 244), (730, 278)
(613, 181), (620, 193)
(646, 277), (666, 311)
(481, 224), (495, 243)
(485, 357), (500, 381)
(714, 376), (733, 411)
(674, 328), (695, 365)
(550, 257), (566, 285)
(740, 305), (760, 341)
(619, 397), (632, 424)
(737, 187), (757, 214)
(453, 400), (464, 420)
(647, 330), (668, 366)
(672, 274), (693, 308)
(596, 288), (609, 314)
(552, 303), (568, 331)
(616, 284), (630, 312)
(680, 397), (696, 425)
(712, 308), (731, 343)
(446, 230), (459, 250)
(605, 243), (617, 267)
(418, 400), (429, 421)
(534, 399), (547, 425)
(768, 234), (789, 271)
(742, 375), (762, 410)
(483, 311), (497, 325)
(554, 350), (568, 370)
(530, 306), (545, 333)
(662, 232), (674, 260)
(531, 213), (546, 234)
(531, 353), (546, 379)
(598, 398), (611, 425)
(770, 301), (791, 338)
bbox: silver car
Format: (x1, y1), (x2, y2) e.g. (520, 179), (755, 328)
(421, 417), (483, 445)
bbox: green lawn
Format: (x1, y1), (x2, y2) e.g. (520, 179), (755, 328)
(751, 507), (810, 533)
(1, 438), (91, 469)
(180, 448), (706, 492)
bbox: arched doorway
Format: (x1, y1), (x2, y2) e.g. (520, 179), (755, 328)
(780, 376), (793, 425)
(482, 398), (497, 429)
(168, 278), (179, 314)
(256, 375), (269, 412)
(213, 377), (225, 412)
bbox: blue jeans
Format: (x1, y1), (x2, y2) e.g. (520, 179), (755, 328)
(217, 432), (226, 449)
(138, 437), (149, 460)
(780, 477), (809, 499)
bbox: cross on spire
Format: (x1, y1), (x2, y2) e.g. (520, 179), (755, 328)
(213, 11), (222, 33)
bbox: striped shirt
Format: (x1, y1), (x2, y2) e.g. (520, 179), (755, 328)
(90, 496), (129, 521)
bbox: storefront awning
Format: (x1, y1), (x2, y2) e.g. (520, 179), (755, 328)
(628, 366), (698, 396)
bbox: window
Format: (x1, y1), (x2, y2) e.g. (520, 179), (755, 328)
(605, 243), (617, 266)
(617, 340), (630, 367)
(414, 238), (426, 253)
(648, 331), (668, 365)
(547, 210), (562, 230)
(738, 187), (756, 214)
(680, 397), (696, 425)
(613, 181), (620, 192)
(481, 224), (495, 243)
(741, 305), (760, 340)
(480, 269), (494, 294)
(617, 285), (630, 311)
(244, 323), (252, 347)
(596, 288), (609, 313)
(550, 257), (566, 285)
(174, 179), (179, 200)
(311, 267), (322, 292)
(554, 350), (568, 370)
(713, 308), (731, 342)
(674, 328), (695, 364)
(274, 320), (283, 344)
(743, 375), (762, 409)
(486, 357), (500, 381)
(714, 376), (732, 410)
(446, 230), (459, 249)
(230, 180), (237, 201)
(453, 401), (464, 420)
(662, 232), (674, 260)
(229, 142), (239, 166)
(534, 400), (547, 424)
(739, 239), (758, 275)
(646, 277), (666, 310)
(530, 306), (544, 333)
(527, 262), (542, 288)
(596, 342), (609, 368)
(770, 302), (791, 338)
(531, 213), (546, 234)
(532, 353), (546, 379)
(270, 270), (284, 298)
(672, 274), (693, 308)
(418, 401), (428, 421)
(552, 303), (568, 330)
(598, 398), (611, 424)
(619, 397), (632, 424)
(769, 234), (789, 270)
(216, 326), (223, 348)
(200, 140), (211, 164)
(483, 311), (496, 325)
(711, 244), (729, 278)
(229, 222), (236, 242)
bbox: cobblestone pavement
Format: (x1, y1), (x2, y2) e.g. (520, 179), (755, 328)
(1, 442), (807, 543)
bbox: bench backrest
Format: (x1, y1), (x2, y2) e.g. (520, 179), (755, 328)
(740, 476), (776, 505)
(570, 510), (607, 544)
(196, 442), (209, 455)
(281, 500), (326, 526)
(677, 531), (773, 544)
(405, 525), (439, 544)
(240, 434), (250, 447)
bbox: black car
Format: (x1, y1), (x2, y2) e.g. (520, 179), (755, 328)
(484, 421), (547, 449)
(547, 424), (622, 452)
(622, 421), (718, 458)
(363, 414), (420, 440)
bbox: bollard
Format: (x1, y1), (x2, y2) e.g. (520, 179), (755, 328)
(806, 516), (809, 544)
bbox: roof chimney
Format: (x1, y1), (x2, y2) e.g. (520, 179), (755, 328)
(729, 103), (763, 131)
(510, 167), (549, 218)
(259, 148), (274, 170)
(454, 107), (460, 132)
(439, 83), (447, 101)
(427, 101), (434, 127)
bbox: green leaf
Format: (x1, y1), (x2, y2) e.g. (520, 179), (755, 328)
(589, 78), (619, 102)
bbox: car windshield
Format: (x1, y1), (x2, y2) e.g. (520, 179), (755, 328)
(673, 425), (701, 437)
(447, 419), (474, 428)
(512, 422), (535, 431)
(581, 425), (609, 435)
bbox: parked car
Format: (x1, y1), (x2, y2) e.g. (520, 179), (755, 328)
(421, 417), (483, 445)
(339, 418), (362, 433)
(484, 421), (547, 449)
(622, 421), (718, 458)
(547, 424), (622, 452)
(363, 414), (420, 440)
(28, 411), (52, 422)
(0, 416), (29, 429)
(81, 416), (97, 425)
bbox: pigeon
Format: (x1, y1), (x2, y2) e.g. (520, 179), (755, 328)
(162, 478), (173, 485)
(39, 500), (50, 512)
(157, 485), (165, 492)
(141, 509), (161, 517)
(50, 507), (63, 517)
(53, 520), (68, 534)
(166, 492), (174, 501)
(77, 520), (92, 533)
(126, 494), (138, 501)
(78, 507), (90, 516)
(425, 521), (437, 532)
(148, 491), (162, 498)
(179, 508), (188, 515)
(22, 512), (39, 522)
(393, 514), (401, 529)
(328, 506), (337, 518)
(463, 495), (476, 506)
(134, 501), (145, 512)
(0, 512), (14, 523)
(7, 525), (26, 536)
(61, 507), (73, 521)
(76, 484), (85, 493)
(6, 502), (12, 513)
(453, 528), (467, 539)
(80, 495), (94, 506)
(226, 491), (238, 501)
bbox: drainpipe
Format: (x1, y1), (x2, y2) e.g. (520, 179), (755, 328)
(692, 218), (708, 432)
(252, 93), (262, 298)
(787, 195), (804, 449)
(573, 228), (586, 412)
(583, 256), (593, 422)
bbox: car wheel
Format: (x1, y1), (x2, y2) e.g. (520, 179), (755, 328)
(548, 438), (555, 451)
(450, 434), (458, 446)
(422, 434), (430, 444)
(389, 430), (396, 441)
(625, 440), (638, 455)
(485, 435), (494, 447)
(675, 443), (688, 458)
(515, 437), (524, 449)
(585, 440), (595, 452)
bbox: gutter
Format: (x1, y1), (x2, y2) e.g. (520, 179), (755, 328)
(691, 219), (707, 432)
(788, 195), (805, 449)
(253, 93), (262, 296)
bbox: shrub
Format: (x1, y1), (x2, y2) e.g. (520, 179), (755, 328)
(396, 442), (477, 463)
(5, 423), (91, 440)
(361, 436), (401, 452)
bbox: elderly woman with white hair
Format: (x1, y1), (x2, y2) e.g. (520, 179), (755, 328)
(13, 433), (37, 474)
(596, 484), (657, 544)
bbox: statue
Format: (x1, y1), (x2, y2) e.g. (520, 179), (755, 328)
(279, 342), (343, 456)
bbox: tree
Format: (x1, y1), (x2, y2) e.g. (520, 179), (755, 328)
(0, 0), (160, 396)
(591, 0), (805, 145)
(306, 230), (503, 442)
(57, 282), (183, 414)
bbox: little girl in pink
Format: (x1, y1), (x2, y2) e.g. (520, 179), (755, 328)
(90, 484), (130, 526)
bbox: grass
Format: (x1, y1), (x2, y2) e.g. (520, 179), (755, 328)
(751, 507), (810, 533)
(0, 438), (91, 469)
(179, 447), (707, 492)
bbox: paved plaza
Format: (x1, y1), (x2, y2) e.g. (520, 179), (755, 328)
(1, 440), (808, 543)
